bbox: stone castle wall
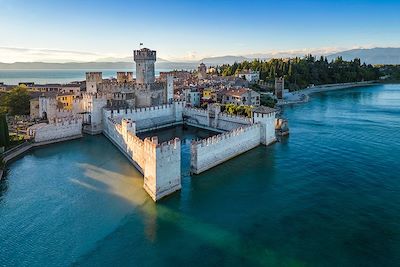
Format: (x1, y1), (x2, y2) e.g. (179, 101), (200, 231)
(190, 124), (261, 174)
(104, 101), (184, 132)
(216, 113), (252, 131)
(183, 107), (252, 131)
(28, 117), (83, 143)
(183, 107), (209, 126)
(103, 117), (181, 201)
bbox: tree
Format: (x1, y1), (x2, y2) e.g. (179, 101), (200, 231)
(0, 114), (9, 148)
(218, 55), (380, 90)
(2, 86), (31, 115)
(260, 95), (277, 108)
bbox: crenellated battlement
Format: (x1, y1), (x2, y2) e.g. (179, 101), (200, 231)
(117, 72), (133, 83)
(49, 116), (83, 126)
(253, 111), (275, 118)
(27, 116), (83, 143)
(134, 48), (156, 61)
(183, 106), (208, 115)
(218, 112), (252, 123)
(158, 137), (180, 153)
(190, 123), (263, 174)
(108, 100), (185, 115)
(82, 92), (108, 100)
(192, 123), (260, 148)
(173, 99), (185, 104)
(86, 72), (102, 82)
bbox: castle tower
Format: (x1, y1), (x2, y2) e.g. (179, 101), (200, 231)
(197, 62), (207, 79)
(166, 74), (174, 103)
(121, 118), (136, 139)
(275, 77), (284, 99)
(117, 72), (133, 83)
(143, 137), (181, 201)
(86, 72), (103, 93)
(253, 106), (277, 145)
(134, 48), (156, 85)
(81, 93), (107, 134)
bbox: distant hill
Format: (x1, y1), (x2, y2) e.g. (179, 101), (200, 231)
(327, 48), (400, 65)
(2, 47), (399, 70)
(0, 61), (197, 70)
(94, 56), (170, 63)
(199, 56), (249, 65)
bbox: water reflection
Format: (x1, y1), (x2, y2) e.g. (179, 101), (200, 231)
(2, 85), (400, 266)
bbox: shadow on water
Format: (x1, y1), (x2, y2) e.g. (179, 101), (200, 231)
(1, 128), (305, 267)
(72, 156), (305, 267)
(0, 171), (9, 204)
(69, 129), (305, 266)
(3, 85), (400, 267)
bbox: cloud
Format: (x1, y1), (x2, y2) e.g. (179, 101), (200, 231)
(0, 45), (387, 63)
(0, 47), (110, 63)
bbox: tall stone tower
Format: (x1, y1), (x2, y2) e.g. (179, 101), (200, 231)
(86, 72), (102, 93)
(117, 72), (133, 83)
(197, 62), (207, 79)
(275, 77), (284, 99)
(134, 48), (156, 85)
(253, 106), (277, 145)
(166, 74), (174, 103)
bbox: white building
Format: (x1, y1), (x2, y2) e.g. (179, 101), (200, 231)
(183, 88), (201, 107)
(236, 70), (260, 83)
(219, 88), (260, 106)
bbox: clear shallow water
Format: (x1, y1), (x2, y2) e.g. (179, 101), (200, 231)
(1, 84), (400, 266)
(0, 69), (172, 84)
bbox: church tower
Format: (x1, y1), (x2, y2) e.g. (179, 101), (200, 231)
(134, 48), (156, 85)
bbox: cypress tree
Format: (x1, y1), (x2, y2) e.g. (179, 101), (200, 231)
(0, 115), (9, 148)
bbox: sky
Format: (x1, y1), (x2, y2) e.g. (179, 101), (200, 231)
(0, 0), (400, 63)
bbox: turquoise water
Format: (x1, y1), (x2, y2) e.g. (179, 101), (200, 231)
(1, 84), (400, 266)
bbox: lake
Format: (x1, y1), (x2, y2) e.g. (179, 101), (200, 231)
(0, 69), (173, 85)
(1, 84), (400, 266)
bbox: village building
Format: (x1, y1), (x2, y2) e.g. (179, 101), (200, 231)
(236, 69), (260, 83)
(219, 87), (260, 106)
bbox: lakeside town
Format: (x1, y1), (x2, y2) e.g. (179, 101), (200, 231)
(0, 47), (393, 190)
(1, 51), (391, 150)
(3, 0), (400, 266)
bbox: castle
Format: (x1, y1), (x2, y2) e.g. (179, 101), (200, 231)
(27, 47), (278, 202)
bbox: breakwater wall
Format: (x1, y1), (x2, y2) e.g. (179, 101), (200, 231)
(302, 81), (377, 95)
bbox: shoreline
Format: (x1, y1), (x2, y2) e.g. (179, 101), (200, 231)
(277, 81), (379, 106)
(300, 81), (378, 95)
(0, 134), (82, 180)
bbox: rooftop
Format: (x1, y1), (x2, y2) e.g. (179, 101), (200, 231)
(221, 87), (254, 97)
(253, 106), (276, 114)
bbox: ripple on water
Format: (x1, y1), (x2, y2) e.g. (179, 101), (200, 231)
(1, 84), (400, 266)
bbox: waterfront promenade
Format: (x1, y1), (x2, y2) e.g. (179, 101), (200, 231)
(277, 81), (378, 106)
(301, 81), (378, 95)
